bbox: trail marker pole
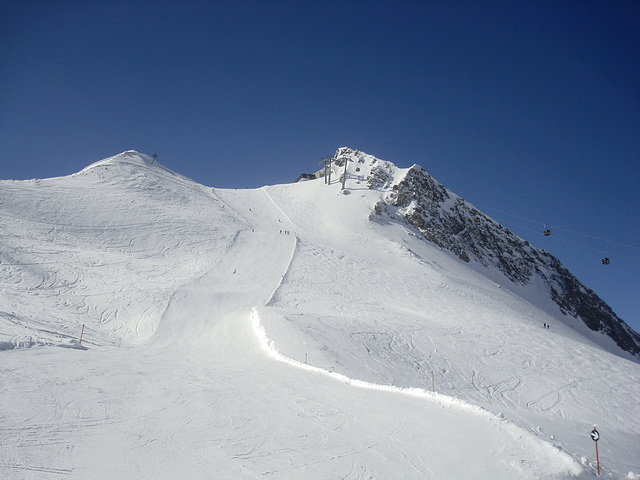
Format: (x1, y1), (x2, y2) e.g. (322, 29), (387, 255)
(79, 324), (85, 344)
(590, 427), (600, 476)
(305, 353), (308, 365)
(431, 371), (435, 392)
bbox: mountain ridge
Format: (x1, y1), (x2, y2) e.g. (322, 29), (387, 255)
(2, 148), (639, 477)
(3, 147), (636, 359)
(321, 147), (640, 359)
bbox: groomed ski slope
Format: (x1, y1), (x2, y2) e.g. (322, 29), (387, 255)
(0, 151), (637, 479)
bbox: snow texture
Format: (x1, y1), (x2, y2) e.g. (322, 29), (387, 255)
(0, 149), (638, 479)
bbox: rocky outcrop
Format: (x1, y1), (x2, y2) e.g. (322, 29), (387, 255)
(371, 163), (640, 358)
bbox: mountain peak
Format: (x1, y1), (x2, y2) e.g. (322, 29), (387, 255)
(369, 159), (640, 359)
(2, 147), (639, 478)
(79, 150), (156, 173)
(72, 151), (195, 187)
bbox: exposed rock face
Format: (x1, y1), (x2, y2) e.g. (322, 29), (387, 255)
(364, 160), (640, 359)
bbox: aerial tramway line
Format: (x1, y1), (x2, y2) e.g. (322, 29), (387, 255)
(471, 204), (639, 267)
(541, 224), (612, 265)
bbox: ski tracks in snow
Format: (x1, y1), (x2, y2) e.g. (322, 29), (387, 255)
(251, 309), (583, 479)
(152, 186), (578, 478)
(0, 177), (608, 479)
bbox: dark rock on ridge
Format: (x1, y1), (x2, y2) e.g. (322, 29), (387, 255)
(363, 158), (640, 359)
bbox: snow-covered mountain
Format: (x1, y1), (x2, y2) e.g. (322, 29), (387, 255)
(1, 149), (638, 479)
(342, 146), (640, 359)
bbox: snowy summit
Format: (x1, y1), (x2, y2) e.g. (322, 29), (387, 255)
(0, 148), (638, 479)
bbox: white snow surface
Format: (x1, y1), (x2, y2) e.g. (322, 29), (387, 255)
(0, 149), (638, 479)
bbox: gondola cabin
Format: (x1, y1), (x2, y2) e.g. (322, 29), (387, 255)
(602, 256), (610, 265)
(543, 227), (551, 236)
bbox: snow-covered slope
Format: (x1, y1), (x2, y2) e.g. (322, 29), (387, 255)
(1, 150), (638, 479)
(0, 151), (243, 348)
(362, 146), (639, 359)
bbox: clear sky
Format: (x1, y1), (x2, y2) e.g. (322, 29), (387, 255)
(2, 0), (639, 333)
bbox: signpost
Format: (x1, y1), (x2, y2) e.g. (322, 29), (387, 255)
(590, 427), (600, 476)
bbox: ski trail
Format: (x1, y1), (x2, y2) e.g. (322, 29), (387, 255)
(246, 212), (584, 477)
(249, 307), (583, 477)
(261, 186), (294, 226)
(264, 234), (298, 307)
(251, 308), (484, 412)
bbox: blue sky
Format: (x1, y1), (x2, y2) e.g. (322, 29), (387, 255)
(2, 0), (639, 333)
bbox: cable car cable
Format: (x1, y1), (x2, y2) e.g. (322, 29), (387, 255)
(473, 203), (640, 251)
(495, 218), (639, 264)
